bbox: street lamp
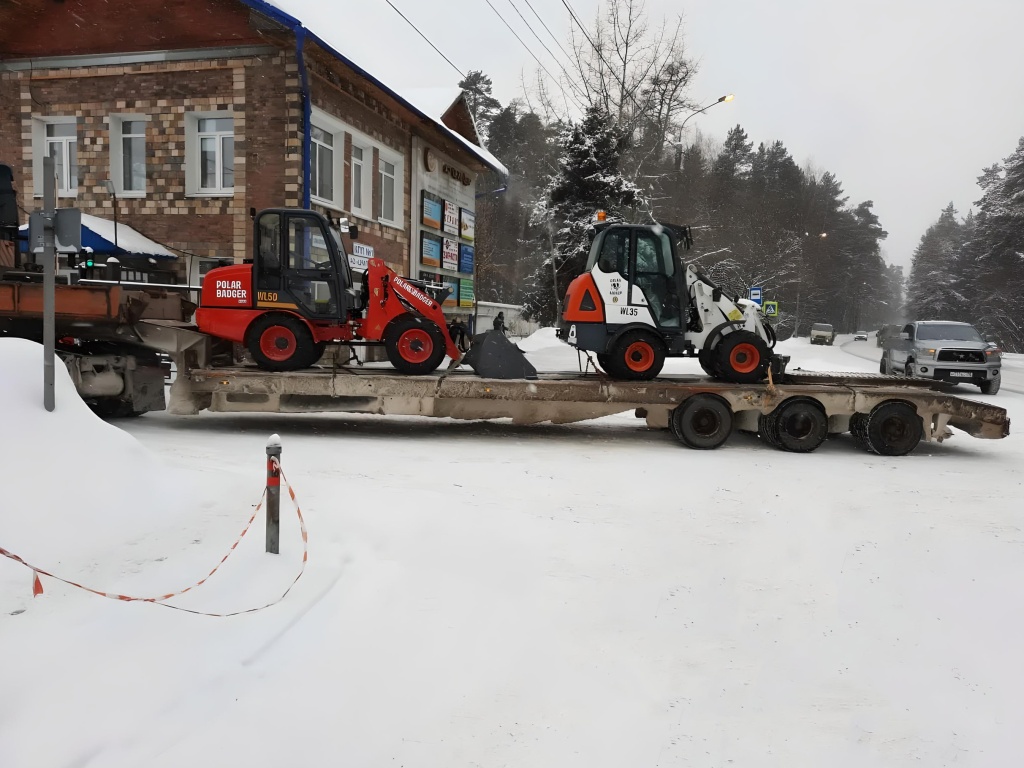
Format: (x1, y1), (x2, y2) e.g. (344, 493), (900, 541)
(104, 178), (119, 248)
(676, 93), (735, 169)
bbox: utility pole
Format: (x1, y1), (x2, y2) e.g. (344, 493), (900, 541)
(42, 157), (56, 412)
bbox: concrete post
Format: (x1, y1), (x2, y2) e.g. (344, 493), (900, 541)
(105, 256), (120, 282)
(42, 157), (56, 413)
(266, 434), (282, 554)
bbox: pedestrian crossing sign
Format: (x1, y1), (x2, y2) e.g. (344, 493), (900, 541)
(763, 301), (779, 317)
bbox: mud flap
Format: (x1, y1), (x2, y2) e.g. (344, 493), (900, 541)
(462, 331), (539, 380)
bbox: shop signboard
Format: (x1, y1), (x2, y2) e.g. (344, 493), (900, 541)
(421, 191), (443, 230)
(420, 232), (442, 268)
(459, 243), (474, 273)
(460, 209), (475, 242)
(442, 238), (459, 271)
(348, 242), (373, 271)
(458, 278), (474, 308)
(443, 200), (459, 236)
(443, 277), (459, 307)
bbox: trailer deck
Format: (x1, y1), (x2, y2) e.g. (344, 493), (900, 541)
(168, 364), (1010, 453)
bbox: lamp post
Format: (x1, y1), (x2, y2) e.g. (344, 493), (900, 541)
(676, 93), (734, 170)
(104, 179), (119, 249)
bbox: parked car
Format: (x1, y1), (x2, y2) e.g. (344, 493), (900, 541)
(854, 330), (868, 341)
(880, 321), (1001, 394)
(810, 323), (836, 345)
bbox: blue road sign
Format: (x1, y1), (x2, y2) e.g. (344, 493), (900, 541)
(748, 286), (763, 305)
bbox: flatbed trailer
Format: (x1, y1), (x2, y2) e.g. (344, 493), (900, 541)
(167, 362), (1010, 456)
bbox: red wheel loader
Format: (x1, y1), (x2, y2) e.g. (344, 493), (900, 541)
(196, 208), (460, 374)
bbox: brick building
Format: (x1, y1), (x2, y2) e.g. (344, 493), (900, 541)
(0, 0), (504, 313)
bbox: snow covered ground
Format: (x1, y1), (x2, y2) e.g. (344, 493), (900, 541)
(2, 333), (1022, 767)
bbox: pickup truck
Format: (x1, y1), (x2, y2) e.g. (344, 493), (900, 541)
(881, 321), (1001, 394)
(810, 323), (836, 345)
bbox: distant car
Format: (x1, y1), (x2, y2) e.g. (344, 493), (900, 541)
(853, 331), (868, 341)
(880, 321), (1001, 394)
(809, 323), (836, 345)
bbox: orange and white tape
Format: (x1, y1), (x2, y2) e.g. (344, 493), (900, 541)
(0, 458), (308, 618)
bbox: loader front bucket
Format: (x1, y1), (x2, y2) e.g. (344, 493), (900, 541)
(463, 331), (538, 380)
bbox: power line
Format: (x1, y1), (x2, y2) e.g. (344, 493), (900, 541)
(482, 0), (586, 111)
(504, 0), (590, 103)
(522, 0), (577, 66)
(383, 0), (466, 80)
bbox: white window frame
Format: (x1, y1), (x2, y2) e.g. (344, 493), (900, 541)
(31, 116), (78, 197)
(309, 108), (344, 211)
(377, 145), (404, 228)
(349, 142), (371, 220)
(184, 111), (235, 197)
(108, 114), (150, 198)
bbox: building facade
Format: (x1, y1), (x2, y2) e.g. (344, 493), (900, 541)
(0, 0), (503, 313)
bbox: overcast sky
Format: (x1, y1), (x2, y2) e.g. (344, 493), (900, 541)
(276, 0), (1024, 269)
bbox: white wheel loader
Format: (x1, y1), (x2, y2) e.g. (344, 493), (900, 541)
(555, 219), (785, 382)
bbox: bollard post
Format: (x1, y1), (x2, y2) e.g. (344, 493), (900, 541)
(266, 434), (282, 554)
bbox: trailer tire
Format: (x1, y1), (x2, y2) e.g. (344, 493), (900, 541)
(384, 316), (447, 375)
(605, 330), (665, 381)
(712, 330), (770, 383)
(849, 412), (870, 449)
(865, 400), (922, 456)
(247, 314), (316, 372)
(758, 410), (782, 449)
(672, 394), (733, 450)
(772, 397), (829, 453)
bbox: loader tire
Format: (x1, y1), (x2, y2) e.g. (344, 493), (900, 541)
(604, 330), (665, 381)
(384, 316), (447, 375)
(697, 349), (717, 377)
(672, 394), (733, 450)
(248, 314), (316, 372)
(772, 397), (828, 453)
(712, 330), (770, 384)
(864, 400), (922, 456)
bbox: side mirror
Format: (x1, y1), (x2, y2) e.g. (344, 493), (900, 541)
(899, 332), (910, 340)
(348, 225), (359, 240)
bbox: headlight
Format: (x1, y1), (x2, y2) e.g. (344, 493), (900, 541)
(986, 347), (1001, 360)
(917, 348), (936, 359)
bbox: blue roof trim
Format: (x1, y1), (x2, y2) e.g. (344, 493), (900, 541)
(238, 0), (505, 175)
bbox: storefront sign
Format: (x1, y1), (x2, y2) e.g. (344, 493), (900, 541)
(443, 200), (459, 236)
(460, 209), (475, 242)
(459, 244), (474, 273)
(422, 191), (443, 230)
(349, 242), (373, 271)
(420, 232), (442, 268)
(442, 238), (459, 271)
(458, 278), (475, 308)
(443, 162), (473, 186)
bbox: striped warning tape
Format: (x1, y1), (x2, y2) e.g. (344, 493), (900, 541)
(0, 458), (308, 617)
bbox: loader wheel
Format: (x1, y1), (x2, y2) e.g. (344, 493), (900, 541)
(864, 400), (922, 456)
(248, 314), (315, 372)
(671, 394), (733, 450)
(713, 331), (770, 384)
(697, 349), (717, 377)
(596, 353), (613, 373)
(772, 397), (829, 453)
(384, 316), (447, 375)
(604, 330), (665, 381)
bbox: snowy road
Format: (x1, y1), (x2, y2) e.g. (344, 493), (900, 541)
(2, 334), (1022, 768)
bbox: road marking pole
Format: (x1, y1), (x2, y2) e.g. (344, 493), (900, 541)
(266, 434), (282, 554)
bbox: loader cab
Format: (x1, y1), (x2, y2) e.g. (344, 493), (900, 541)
(251, 208), (360, 320)
(587, 223), (687, 329)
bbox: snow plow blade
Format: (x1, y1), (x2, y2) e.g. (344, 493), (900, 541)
(462, 331), (538, 380)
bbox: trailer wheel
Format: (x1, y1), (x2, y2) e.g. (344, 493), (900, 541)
(864, 401), (922, 456)
(712, 330), (770, 384)
(772, 397), (828, 453)
(671, 394), (733, 450)
(849, 412), (870, 449)
(248, 314), (316, 372)
(605, 330), (665, 380)
(758, 410), (782, 449)
(384, 316), (447, 375)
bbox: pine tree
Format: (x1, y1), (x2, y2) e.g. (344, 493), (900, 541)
(906, 203), (968, 320)
(458, 70), (502, 141)
(522, 106), (644, 322)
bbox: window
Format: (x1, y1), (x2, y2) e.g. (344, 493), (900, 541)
(380, 156), (395, 222)
(109, 116), (148, 196)
(185, 112), (234, 196)
(351, 145), (365, 213)
(310, 125), (334, 202)
(32, 118), (78, 196)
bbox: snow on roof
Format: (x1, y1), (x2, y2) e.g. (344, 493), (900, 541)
(241, 0), (508, 177)
(79, 213), (175, 258)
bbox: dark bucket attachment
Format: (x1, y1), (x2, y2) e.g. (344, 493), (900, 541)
(463, 331), (538, 380)
(770, 353), (790, 377)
